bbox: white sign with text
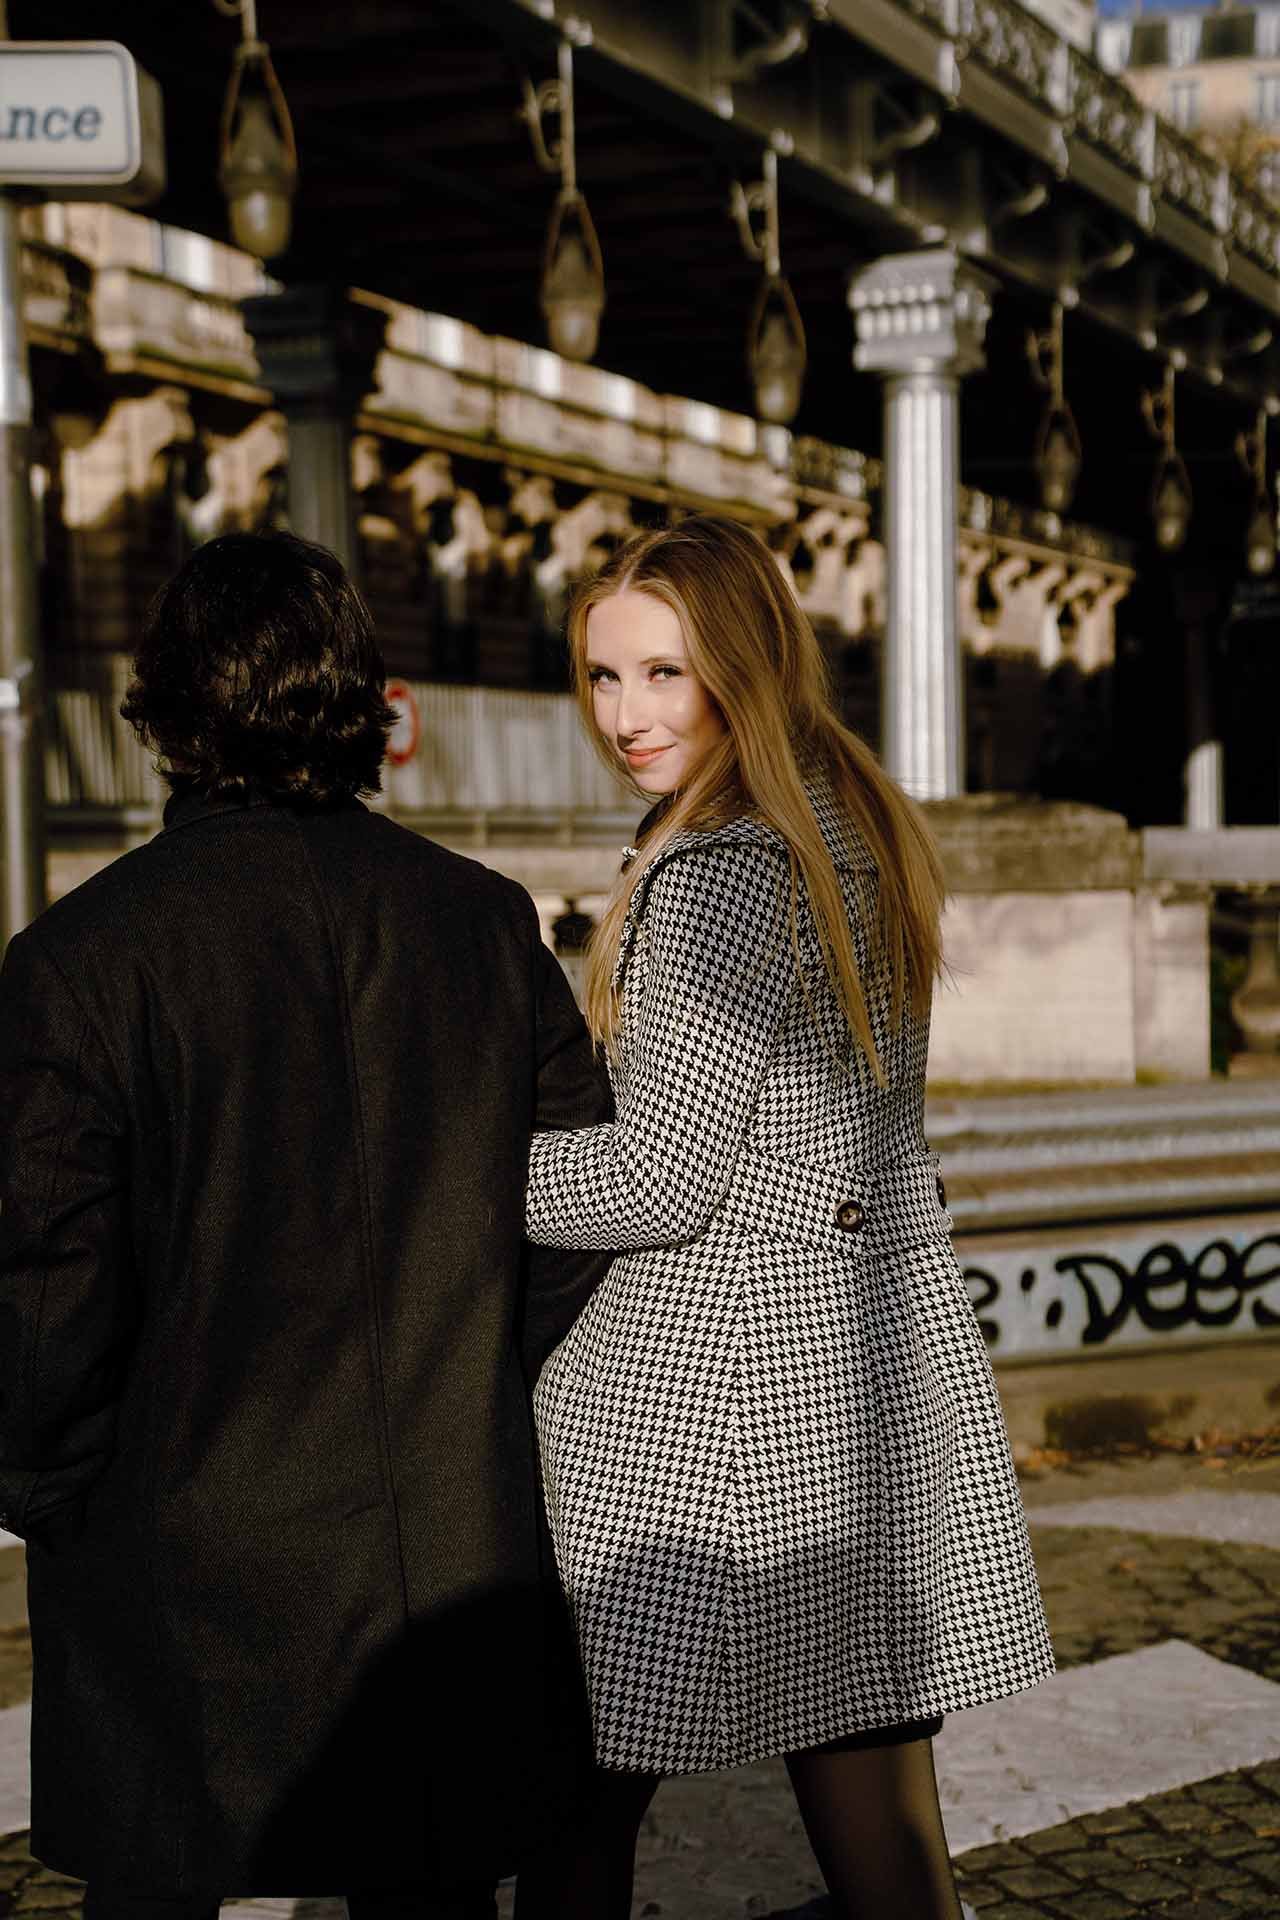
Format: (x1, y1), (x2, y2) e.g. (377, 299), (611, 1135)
(0, 42), (164, 202)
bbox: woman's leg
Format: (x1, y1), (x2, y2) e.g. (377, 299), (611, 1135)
(514, 1766), (661, 1920)
(785, 1724), (963, 1920)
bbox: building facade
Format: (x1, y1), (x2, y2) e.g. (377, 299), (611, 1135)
(1098, 5), (1280, 195)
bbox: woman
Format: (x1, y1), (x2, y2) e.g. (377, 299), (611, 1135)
(519, 515), (1054, 1920)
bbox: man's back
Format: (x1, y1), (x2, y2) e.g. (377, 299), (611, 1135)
(0, 792), (608, 1898)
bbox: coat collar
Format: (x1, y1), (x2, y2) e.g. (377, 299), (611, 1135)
(612, 769), (870, 986)
(621, 769), (866, 889)
(161, 785), (365, 835)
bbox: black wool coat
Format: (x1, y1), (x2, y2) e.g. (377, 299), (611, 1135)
(0, 789), (613, 1898)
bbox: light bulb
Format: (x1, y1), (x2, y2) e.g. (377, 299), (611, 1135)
(219, 57), (296, 261)
(1246, 494), (1276, 577)
(541, 205), (605, 363)
(1153, 459), (1192, 553)
(749, 280), (805, 426)
(1037, 413), (1081, 515)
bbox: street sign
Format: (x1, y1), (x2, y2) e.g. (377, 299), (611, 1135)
(384, 679), (421, 767)
(0, 42), (165, 204)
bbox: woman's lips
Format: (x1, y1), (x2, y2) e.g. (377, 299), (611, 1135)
(622, 745), (671, 767)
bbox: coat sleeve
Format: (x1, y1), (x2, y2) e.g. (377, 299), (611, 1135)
(520, 925), (616, 1380)
(526, 841), (794, 1251)
(0, 926), (136, 1538)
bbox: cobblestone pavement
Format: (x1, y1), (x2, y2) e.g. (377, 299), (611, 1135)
(3, 1447), (1280, 1918)
(1032, 1523), (1280, 1682)
(953, 1763), (1280, 1919)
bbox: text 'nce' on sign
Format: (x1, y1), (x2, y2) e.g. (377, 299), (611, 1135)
(0, 42), (164, 203)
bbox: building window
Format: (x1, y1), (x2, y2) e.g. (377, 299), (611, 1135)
(1256, 72), (1280, 122)
(1168, 15), (1201, 67)
(1095, 21), (1132, 72)
(1260, 9), (1280, 58)
(1168, 78), (1202, 130)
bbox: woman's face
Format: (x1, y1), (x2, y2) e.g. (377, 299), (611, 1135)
(585, 591), (727, 796)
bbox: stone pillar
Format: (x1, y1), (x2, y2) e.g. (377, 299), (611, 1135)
(241, 285), (388, 575)
(849, 251), (995, 799)
(1183, 622), (1224, 829)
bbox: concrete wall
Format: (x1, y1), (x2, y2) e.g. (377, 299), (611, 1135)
(925, 799), (1214, 1088)
(930, 889), (1138, 1084)
(1133, 887), (1212, 1082)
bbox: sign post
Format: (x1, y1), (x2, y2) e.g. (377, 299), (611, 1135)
(0, 31), (164, 947)
(0, 178), (40, 942)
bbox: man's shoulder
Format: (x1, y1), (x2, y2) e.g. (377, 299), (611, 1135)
(30, 809), (533, 959)
(337, 810), (533, 921)
(26, 834), (167, 950)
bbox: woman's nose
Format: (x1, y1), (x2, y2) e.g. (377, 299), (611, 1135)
(615, 682), (651, 740)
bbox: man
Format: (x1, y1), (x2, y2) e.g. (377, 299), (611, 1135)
(0, 533), (611, 1920)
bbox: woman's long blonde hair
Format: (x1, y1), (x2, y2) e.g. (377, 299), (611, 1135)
(571, 513), (945, 1079)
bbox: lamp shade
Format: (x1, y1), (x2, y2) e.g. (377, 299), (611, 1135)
(749, 275), (806, 426)
(541, 191), (605, 363)
(1152, 454), (1192, 553)
(1246, 492), (1277, 577)
(219, 47), (297, 261)
(1036, 409), (1082, 515)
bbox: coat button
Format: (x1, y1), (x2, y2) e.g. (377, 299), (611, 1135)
(835, 1199), (865, 1232)
(936, 1173), (947, 1209)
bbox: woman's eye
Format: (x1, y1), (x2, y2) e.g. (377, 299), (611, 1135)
(587, 668), (616, 686)
(652, 665), (681, 680)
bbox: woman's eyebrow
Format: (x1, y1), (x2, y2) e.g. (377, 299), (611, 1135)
(585, 655), (684, 668)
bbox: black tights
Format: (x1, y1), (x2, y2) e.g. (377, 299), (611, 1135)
(515, 1727), (961, 1920)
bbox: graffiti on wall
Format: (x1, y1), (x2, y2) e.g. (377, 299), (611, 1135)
(963, 1227), (1280, 1357)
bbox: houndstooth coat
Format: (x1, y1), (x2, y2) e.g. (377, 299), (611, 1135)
(526, 777), (1054, 1775)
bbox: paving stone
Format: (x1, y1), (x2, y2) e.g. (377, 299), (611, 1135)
(1238, 1805), (1280, 1835)
(1197, 1830), (1270, 1859)
(1142, 1801), (1227, 1835)
(956, 1843), (1032, 1875)
(1233, 1847), (1280, 1886)
(971, 1906), (1047, 1920)
(993, 1867), (1077, 1899)
(1034, 1892), (1136, 1919)
(1193, 1778), (1267, 1807)
(1018, 1825), (1087, 1856)
(1097, 1867), (1193, 1900)
(1078, 1809), (1149, 1836)
(1105, 1832), (1192, 1863)
(1041, 1849), (1110, 1880)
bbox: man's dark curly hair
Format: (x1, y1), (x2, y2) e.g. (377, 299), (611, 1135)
(122, 531), (395, 803)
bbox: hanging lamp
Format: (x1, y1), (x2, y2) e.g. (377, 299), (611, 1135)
(215, 0), (298, 260)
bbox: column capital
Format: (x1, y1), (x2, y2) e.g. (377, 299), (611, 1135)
(848, 249), (996, 381)
(241, 283), (388, 421)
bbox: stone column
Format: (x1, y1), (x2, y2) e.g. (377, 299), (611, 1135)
(1183, 623), (1224, 830)
(849, 251), (995, 799)
(241, 285), (388, 575)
